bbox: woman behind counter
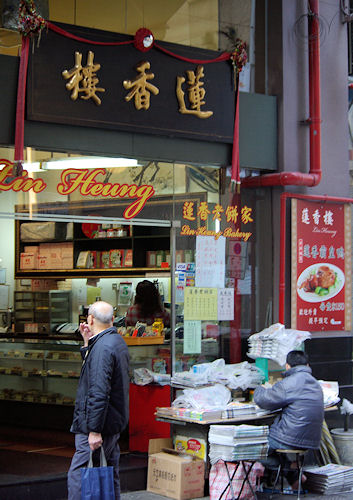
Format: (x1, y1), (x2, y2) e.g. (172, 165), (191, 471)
(125, 280), (170, 327)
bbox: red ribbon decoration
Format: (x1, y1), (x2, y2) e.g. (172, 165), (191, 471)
(231, 74), (240, 192)
(14, 36), (30, 169)
(154, 42), (231, 64)
(46, 22), (134, 46)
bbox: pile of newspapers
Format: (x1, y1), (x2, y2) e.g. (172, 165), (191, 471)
(208, 424), (269, 465)
(304, 464), (353, 494)
(247, 323), (311, 366)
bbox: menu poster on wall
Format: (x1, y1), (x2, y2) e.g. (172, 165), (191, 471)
(217, 288), (234, 320)
(184, 320), (202, 354)
(291, 199), (352, 331)
(184, 287), (218, 320)
(195, 235), (226, 288)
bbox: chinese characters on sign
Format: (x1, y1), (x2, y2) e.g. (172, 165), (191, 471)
(62, 51), (213, 118)
(123, 61), (159, 110)
(291, 199), (352, 332)
(62, 51), (105, 105)
(176, 65), (213, 118)
(181, 200), (253, 241)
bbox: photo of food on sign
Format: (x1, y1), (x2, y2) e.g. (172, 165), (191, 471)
(297, 263), (345, 303)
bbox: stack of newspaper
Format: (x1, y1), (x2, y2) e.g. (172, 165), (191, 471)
(208, 424), (269, 465)
(305, 464), (353, 494)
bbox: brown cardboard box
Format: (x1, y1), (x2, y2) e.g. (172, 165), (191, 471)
(20, 253), (37, 269)
(147, 450), (205, 500)
(148, 438), (172, 455)
(37, 255), (48, 269)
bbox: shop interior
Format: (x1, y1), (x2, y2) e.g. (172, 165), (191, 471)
(0, 145), (274, 496)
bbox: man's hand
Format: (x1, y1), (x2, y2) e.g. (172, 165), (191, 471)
(79, 323), (92, 347)
(88, 432), (103, 451)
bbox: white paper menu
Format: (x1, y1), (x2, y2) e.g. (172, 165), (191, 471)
(195, 235), (226, 288)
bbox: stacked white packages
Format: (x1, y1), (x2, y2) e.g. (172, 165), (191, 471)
(304, 464), (353, 494)
(171, 358), (263, 390)
(208, 424), (269, 465)
(247, 323), (311, 366)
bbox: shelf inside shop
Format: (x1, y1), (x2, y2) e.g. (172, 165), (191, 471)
(122, 336), (165, 346)
(15, 267), (171, 278)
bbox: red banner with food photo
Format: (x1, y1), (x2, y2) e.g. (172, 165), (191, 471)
(291, 199), (352, 331)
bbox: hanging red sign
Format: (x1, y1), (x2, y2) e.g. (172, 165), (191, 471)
(291, 199), (352, 332)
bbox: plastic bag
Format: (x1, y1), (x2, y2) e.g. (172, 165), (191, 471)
(133, 368), (171, 386)
(172, 383), (231, 410)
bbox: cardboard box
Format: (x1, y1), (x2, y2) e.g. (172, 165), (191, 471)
(100, 251), (110, 269)
(20, 252), (37, 269)
(147, 450), (205, 500)
(148, 437), (172, 455)
(37, 255), (48, 269)
(146, 251), (157, 267)
(123, 249), (133, 267)
(110, 249), (123, 268)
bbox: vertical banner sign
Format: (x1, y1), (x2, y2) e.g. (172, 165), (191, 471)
(291, 199), (352, 331)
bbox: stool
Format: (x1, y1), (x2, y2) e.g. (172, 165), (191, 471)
(221, 460), (258, 499)
(271, 449), (308, 500)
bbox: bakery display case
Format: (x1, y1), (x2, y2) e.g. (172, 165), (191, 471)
(0, 341), (81, 406)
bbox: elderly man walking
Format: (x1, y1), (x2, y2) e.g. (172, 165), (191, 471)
(67, 301), (129, 500)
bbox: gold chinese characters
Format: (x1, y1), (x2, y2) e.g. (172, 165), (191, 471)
(62, 51), (105, 105)
(123, 61), (159, 110)
(62, 52), (214, 118)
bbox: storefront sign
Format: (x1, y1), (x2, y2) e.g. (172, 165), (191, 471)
(27, 24), (235, 143)
(0, 160), (154, 219)
(181, 200), (253, 241)
(291, 199), (352, 331)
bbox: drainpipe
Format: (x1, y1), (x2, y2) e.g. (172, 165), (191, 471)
(242, 0), (322, 188)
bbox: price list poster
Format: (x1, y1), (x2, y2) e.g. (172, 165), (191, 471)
(291, 199), (352, 331)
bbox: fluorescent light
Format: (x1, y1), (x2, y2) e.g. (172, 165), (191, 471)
(42, 157), (140, 170)
(22, 162), (43, 173)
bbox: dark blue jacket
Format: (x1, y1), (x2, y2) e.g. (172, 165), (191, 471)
(254, 365), (324, 449)
(71, 326), (129, 436)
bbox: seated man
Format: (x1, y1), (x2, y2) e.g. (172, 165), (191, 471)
(254, 350), (324, 489)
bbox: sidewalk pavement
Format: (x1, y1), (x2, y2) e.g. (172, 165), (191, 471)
(121, 490), (353, 499)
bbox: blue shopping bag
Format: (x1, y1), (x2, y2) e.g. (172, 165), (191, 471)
(81, 447), (115, 500)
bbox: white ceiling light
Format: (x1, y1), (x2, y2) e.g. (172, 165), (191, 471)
(22, 162), (43, 173)
(41, 157), (140, 170)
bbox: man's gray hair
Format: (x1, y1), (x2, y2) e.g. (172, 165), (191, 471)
(88, 301), (114, 324)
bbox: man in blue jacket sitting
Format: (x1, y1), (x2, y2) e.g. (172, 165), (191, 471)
(67, 301), (129, 500)
(254, 350), (324, 488)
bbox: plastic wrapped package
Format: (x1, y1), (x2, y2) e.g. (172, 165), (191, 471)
(20, 222), (68, 241)
(172, 384), (231, 411)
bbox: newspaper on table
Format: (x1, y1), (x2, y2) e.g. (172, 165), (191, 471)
(208, 424), (269, 465)
(247, 323), (311, 366)
(319, 380), (340, 407)
(304, 463), (353, 494)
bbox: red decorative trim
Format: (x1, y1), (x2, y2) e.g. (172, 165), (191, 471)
(154, 41), (231, 64)
(14, 36), (30, 163)
(46, 21), (134, 46)
(231, 76), (240, 190)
